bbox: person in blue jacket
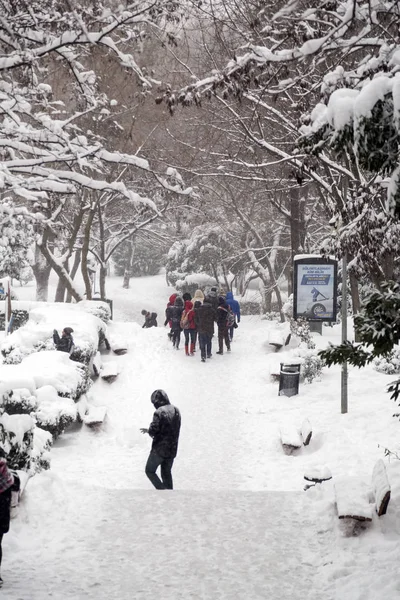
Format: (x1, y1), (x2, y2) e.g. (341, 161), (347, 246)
(225, 291), (241, 342)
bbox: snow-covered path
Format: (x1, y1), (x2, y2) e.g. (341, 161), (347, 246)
(4, 316), (334, 599)
(7, 485), (326, 600)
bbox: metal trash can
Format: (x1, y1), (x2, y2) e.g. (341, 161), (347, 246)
(279, 363), (300, 397)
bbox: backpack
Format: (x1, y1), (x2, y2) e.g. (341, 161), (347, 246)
(226, 307), (235, 328)
(180, 311), (190, 329)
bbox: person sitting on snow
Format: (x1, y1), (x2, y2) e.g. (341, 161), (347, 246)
(53, 327), (74, 354)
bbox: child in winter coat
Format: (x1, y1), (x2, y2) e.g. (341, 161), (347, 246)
(181, 300), (197, 356)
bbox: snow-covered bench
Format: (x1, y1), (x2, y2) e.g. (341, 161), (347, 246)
(76, 394), (107, 427)
(109, 335), (128, 356)
(83, 405), (107, 427)
(280, 418), (312, 454)
(269, 328), (291, 352)
(100, 361), (120, 383)
(334, 459), (391, 522)
(304, 465), (332, 490)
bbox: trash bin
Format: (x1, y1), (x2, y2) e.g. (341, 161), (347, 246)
(279, 363), (300, 397)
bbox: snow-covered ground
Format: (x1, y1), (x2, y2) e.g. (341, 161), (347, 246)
(2, 274), (400, 599)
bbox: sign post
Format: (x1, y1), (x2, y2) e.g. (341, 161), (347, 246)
(293, 255), (338, 323)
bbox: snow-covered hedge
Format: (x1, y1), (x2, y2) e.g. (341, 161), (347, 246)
(0, 412), (35, 471)
(1, 304), (107, 365)
(20, 351), (91, 400)
(3, 387), (38, 415)
(34, 385), (77, 439)
(76, 300), (111, 323)
(373, 348), (400, 375)
(291, 348), (324, 383)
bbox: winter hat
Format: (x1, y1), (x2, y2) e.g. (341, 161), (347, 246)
(182, 292), (192, 302)
(151, 389), (170, 406)
(218, 296), (226, 305)
(63, 327), (74, 335)
(194, 300), (201, 309)
(193, 289), (204, 303)
(185, 300), (193, 311)
(169, 293), (177, 304)
(141, 309), (148, 315)
(174, 296), (184, 307)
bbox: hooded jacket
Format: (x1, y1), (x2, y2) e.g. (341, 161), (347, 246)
(225, 291), (241, 322)
(195, 298), (216, 335)
(192, 289), (205, 304)
(148, 390), (181, 458)
(207, 288), (219, 311)
(164, 294), (177, 326)
(166, 296), (184, 332)
(217, 296), (230, 327)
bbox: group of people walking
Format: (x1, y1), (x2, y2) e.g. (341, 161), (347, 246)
(163, 287), (241, 363)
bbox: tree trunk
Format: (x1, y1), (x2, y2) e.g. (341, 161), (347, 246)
(349, 271), (361, 342)
(289, 185), (306, 295)
(97, 201), (107, 299)
(31, 245), (51, 301)
(247, 248), (284, 321)
(54, 259), (69, 302)
(66, 250), (82, 303)
(38, 242), (83, 302)
(122, 240), (134, 289)
(81, 206), (96, 299)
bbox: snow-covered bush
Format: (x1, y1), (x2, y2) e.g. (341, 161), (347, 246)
(0, 309), (29, 332)
(1, 304), (107, 365)
(291, 349), (324, 384)
(0, 413), (35, 471)
(262, 311), (281, 322)
(34, 386), (77, 439)
(240, 300), (261, 315)
(20, 351), (91, 401)
(31, 426), (52, 472)
(373, 348), (400, 375)
(281, 294), (293, 320)
(3, 388), (38, 415)
(77, 300), (111, 324)
(290, 317), (316, 350)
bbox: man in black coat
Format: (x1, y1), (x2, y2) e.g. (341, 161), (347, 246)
(195, 296), (216, 362)
(53, 327), (74, 354)
(140, 390), (181, 490)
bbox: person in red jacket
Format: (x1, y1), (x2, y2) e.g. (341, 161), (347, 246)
(181, 300), (197, 356)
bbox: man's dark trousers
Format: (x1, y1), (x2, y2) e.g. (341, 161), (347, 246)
(145, 450), (174, 490)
